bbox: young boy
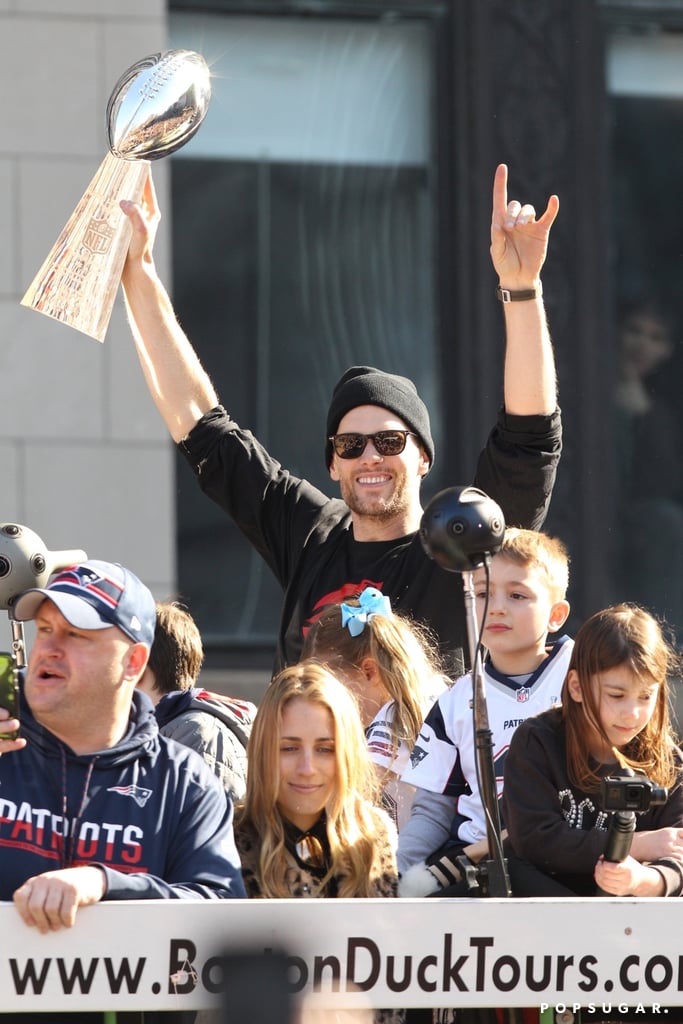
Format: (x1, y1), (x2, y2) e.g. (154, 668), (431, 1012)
(397, 527), (572, 896)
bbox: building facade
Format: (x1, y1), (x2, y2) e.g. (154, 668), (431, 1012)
(4, 0), (683, 695)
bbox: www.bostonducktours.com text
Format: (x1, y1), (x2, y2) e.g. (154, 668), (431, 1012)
(3, 900), (683, 1013)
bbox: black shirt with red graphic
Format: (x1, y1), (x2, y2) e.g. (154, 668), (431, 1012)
(179, 404), (561, 676)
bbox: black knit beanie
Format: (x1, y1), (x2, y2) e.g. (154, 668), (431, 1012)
(325, 365), (434, 468)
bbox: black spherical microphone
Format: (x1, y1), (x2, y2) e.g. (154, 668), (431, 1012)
(419, 486), (505, 572)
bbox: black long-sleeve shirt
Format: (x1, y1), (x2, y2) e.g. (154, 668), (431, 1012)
(503, 706), (683, 897)
(180, 404), (562, 675)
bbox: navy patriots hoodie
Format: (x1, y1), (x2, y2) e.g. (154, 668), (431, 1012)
(0, 687), (245, 901)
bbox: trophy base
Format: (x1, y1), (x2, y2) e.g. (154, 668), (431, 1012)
(21, 153), (149, 343)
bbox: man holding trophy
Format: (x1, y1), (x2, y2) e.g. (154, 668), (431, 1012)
(117, 163), (562, 676)
(19, 44), (561, 673)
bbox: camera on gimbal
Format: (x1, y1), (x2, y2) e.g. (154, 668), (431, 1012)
(601, 773), (668, 813)
(596, 770), (668, 893)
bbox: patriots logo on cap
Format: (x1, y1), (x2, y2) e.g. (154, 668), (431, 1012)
(108, 784), (153, 808)
(52, 565), (124, 609)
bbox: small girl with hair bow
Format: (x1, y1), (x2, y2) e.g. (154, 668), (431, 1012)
(301, 587), (449, 830)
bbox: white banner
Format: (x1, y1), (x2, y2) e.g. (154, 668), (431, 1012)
(0, 897), (681, 1013)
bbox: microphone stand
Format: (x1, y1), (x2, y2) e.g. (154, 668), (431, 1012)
(461, 566), (511, 899)
(418, 487), (520, 1024)
(7, 608), (27, 672)
(446, 566), (518, 1024)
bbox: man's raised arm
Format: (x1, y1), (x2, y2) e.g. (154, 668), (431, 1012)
(120, 170), (218, 443)
(490, 163), (560, 417)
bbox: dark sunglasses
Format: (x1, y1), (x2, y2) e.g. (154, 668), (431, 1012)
(329, 429), (417, 460)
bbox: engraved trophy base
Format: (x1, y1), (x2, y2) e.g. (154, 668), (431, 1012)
(21, 153), (149, 343)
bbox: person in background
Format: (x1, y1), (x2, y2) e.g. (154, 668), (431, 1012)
(301, 586), (448, 830)
(233, 660), (403, 1024)
(503, 603), (683, 897)
(120, 164), (561, 678)
(613, 297), (683, 645)
(398, 528), (572, 897)
(137, 600), (256, 802)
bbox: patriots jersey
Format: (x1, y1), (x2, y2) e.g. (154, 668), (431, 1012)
(401, 635), (573, 844)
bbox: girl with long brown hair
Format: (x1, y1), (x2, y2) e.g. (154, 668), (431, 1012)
(503, 604), (683, 897)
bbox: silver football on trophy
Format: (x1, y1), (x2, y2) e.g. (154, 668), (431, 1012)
(21, 49), (212, 343)
(107, 49), (211, 160)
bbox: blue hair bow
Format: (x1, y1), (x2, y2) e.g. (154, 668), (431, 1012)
(340, 587), (392, 637)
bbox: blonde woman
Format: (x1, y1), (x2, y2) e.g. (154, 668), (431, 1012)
(235, 661), (397, 898)
(234, 662), (402, 1024)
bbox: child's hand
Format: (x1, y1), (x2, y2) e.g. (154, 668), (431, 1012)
(630, 827), (683, 862)
(463, 830), (508, 864)
(594, 854), (665, 897)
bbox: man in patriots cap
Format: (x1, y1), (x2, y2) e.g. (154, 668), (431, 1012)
(0, 558), (245, 936)
(121, 163), (561, 677)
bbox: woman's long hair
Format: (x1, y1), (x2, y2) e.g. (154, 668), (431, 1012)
(235, 662), (390, 898)
(301, 597), (445, 767)
(562, 603), (680, 790)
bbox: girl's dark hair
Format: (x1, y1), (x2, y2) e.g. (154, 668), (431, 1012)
(562, 603), (680, 790)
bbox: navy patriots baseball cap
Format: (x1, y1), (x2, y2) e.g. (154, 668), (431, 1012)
(13, 560), (156, 647)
